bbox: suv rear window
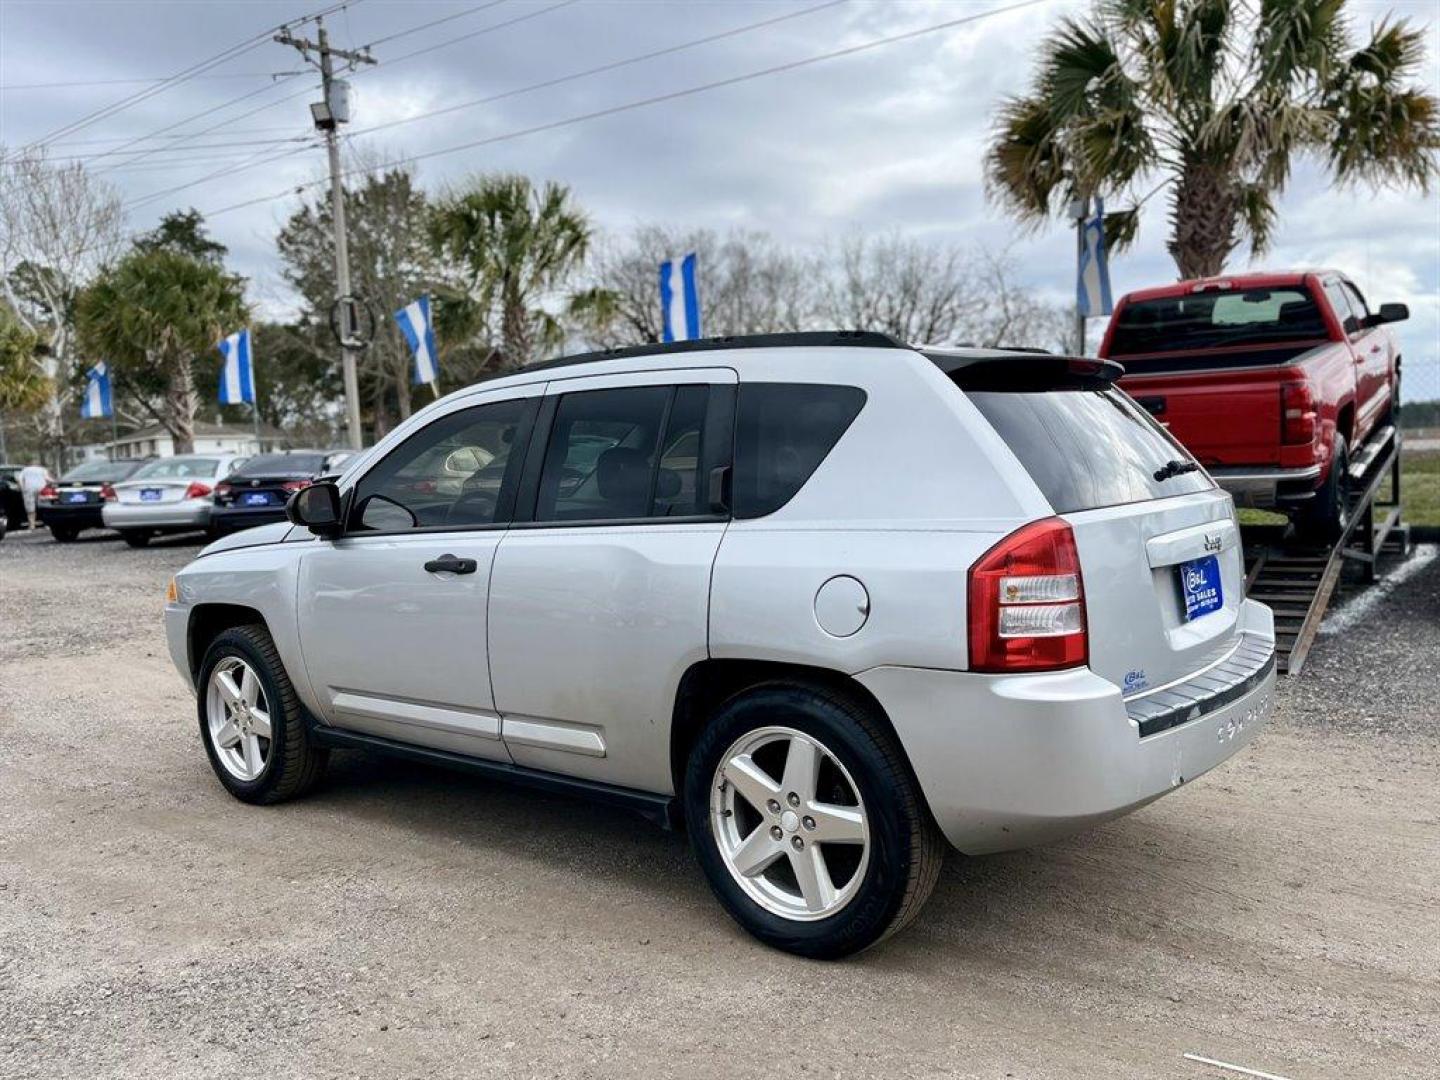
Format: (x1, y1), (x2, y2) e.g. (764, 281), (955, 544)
(1108, 287), (1328, 355)
(967, 388), (1212, 513)
(733, 384), (865, 518)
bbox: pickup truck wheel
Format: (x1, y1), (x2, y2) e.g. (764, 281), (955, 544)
(197, 625), (328, 805)
(684, 683), (943, 959)
(1298, 435), (1350, 542)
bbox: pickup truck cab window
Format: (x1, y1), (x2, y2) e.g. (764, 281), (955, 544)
(1108, 287), (1328, 355)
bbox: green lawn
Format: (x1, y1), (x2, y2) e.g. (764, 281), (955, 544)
(1231, 449), (1439, 530)
(1401, 448), (1439, 528)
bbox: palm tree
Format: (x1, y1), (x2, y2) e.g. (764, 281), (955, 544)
(0, 308), (51, 414)
(429, 175), (595, 370)
(985, 0), (1439, 279)
(75, 249), (248, 453)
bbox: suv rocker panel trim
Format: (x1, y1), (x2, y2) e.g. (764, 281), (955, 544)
(308, 727), (677, 828)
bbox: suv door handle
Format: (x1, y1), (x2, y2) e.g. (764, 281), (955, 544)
(424, 554), (477, 575)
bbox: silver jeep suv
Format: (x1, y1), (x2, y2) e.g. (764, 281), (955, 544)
(165, 331), (1275, 958)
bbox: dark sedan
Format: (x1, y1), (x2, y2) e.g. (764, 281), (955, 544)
(210, 451), (332, 536)
(37, 458), (150, 542)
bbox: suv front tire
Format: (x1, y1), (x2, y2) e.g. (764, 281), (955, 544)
(684, 682), (942, 959)
(197, 625), (329, 804)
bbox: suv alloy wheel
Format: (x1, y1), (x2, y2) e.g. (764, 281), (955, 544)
(684, 683), (942, 959)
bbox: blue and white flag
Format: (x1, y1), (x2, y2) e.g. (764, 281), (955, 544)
(80, 361), (112, 419)
(1077, 197), (1113, 318)
(395, 293), (439, 385)
(659, 252), (701, 342)
(217, 328), (254, 405)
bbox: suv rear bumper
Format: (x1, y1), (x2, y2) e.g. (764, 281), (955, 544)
(856, 599), (1276, 855)
(1209, 464), (1321, 509)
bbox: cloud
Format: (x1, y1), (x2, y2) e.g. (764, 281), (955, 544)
(3, 0), (1436, 394)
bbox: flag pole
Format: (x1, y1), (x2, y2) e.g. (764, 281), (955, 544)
(250, 327), (263, 450)
(1071, 196), (1088, 356)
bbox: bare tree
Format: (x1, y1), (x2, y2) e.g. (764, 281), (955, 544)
(579, 226), (817, 349)
(0, 149), (124, 466)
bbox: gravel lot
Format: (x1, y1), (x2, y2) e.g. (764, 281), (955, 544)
(2, 527), (1437, 1080)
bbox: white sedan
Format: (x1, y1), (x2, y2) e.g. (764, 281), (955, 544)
(104, 454), (247, 547)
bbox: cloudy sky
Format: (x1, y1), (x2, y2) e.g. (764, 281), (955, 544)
(3, 0), (1438, 393)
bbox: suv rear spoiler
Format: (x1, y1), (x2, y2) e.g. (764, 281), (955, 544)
(924, 349), (1126, 391)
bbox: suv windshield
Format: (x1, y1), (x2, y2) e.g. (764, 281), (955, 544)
(967, 388), (1213, 513)
(236, 453), (325, 477)
(131, 457), (222, 480)
(1109, 287), (1329, 355)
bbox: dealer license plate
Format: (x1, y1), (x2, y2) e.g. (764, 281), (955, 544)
(140, 488), (163, 502)
(242, 492), (271, 506)
(66, 491), (89, 504)
(1178, 554), (1223, 621)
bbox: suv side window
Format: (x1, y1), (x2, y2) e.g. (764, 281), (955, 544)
(732, 383), (866, 519)
(350, 397), (534, 532)
(534, 384), (714, 522)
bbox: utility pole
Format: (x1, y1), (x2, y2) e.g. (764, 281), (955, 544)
(275, 17), (375, 450)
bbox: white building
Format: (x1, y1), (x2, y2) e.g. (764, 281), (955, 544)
(107, 421), (285, 461)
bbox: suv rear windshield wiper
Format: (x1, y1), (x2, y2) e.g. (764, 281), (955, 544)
(1153, 459), (1201, 482)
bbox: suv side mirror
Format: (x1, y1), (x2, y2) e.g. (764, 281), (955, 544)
(286, 481), (343, 537)
(1371, 302), (1409, 326)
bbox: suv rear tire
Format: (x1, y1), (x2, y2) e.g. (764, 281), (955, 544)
(684, 682), (942, 959)
(197, 625), (329, 804)
(1298, 434), (1350, 542)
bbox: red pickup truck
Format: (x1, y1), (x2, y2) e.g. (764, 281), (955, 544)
(1099, 271), (1408, 539)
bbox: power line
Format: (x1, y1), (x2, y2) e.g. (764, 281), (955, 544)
(22, 0), (362, 151)
(116, 1), (845, 207)
(361, 0), (509, 48)
(349, 0), (848, 141)
(1, 73), (297, 91)
(379, 0), (578, 67)
(189, 0), (1048, 225)
(76, 0), (560, 176)
(89, 76), (312, 172)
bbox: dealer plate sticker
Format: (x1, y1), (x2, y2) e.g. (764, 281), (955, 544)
(1178, 554), (1223, 621)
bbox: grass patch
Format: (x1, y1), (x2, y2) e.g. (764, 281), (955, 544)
(1400, 449), (1439, 528)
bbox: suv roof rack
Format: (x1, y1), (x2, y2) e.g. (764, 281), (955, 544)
(524, 330), (909, 374)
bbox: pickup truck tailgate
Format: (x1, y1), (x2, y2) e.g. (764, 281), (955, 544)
(1122, 371), (1280, 467)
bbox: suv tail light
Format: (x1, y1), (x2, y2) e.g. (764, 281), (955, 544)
(38, 484), (58, 500)
(183, 482), (213, 500)
(281, 479), (312, 493)
(968, 518), (1088, 673)
(100, 483), (117, 502)
(1281, 380), (1316, 445)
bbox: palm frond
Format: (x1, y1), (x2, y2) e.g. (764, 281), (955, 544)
(1254, 0), (1348, 87)
(1235, 182), (1278, 255)
(1101, 207), (1142, 253)
(984, 94), (1069, 221)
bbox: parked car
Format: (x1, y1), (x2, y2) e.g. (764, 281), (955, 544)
(1100, 270), (1407, 539)
(104, 454), (247, 547)
(163, 331), (1276, 959)
(0, 465), (25, 534)
(210, 451), (332, 536)
(36, 458), (151, 541)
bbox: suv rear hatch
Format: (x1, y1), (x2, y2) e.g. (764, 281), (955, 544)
(935, 352), (1245, 695)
